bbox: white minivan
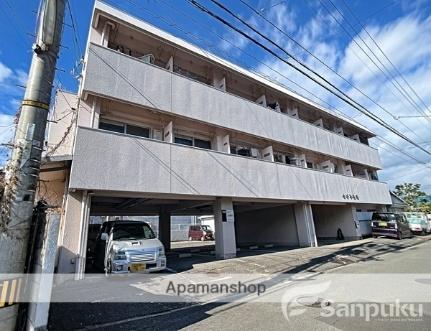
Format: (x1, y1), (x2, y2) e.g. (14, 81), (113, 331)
(94, 220), (167, 274)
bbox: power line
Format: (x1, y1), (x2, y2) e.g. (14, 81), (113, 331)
(188, 0), (431, 157)
(66, 0), (83, 61)
(339, 0), (431, 124)
(114, 0), (431, 173)
(237, 0), (425, 142)
(321, 0), (431, 124)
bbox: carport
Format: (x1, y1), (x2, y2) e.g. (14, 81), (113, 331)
(58, 190), (322, 277)
(311, 204), (361, 243)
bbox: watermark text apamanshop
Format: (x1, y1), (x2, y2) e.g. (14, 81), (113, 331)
(166, 281), (266, 296)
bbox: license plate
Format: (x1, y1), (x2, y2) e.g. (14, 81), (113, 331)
(378, 221), (387, 227)
(130, 263), (146, 272)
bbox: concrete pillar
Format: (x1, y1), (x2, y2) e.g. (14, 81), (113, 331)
(163, 121), (174, 143)
(57, 191), (86, 274)
(212, 134), (230, 153)
(159, 209), (171, 252)
(101, 21), (114, 47)
(212, 71), (226, 91)
(313, 118), (323, 128)
(256, 94), (267, 107)
(294, 203), (317, 247)
(287, 104), (299, 119)
(90, 97), (100, 128)
(343, 164), (353, 176)
(296, 153), (307, 167)
(334, 126), (344, 135)
(261, 145), (274, 162)
(165, 55), (174, 72)
(214, 198), (236, 259)
(350, 134), (360, 142)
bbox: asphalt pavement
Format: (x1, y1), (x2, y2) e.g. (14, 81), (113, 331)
(47, 236), (431, 330)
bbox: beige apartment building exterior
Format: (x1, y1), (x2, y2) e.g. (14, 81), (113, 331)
(41, 1), (391, 277)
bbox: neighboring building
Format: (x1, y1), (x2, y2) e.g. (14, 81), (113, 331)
(388, 192), (408, 213)
(40, 1), (391, 277)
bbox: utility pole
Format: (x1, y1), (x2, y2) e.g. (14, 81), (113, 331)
(0, 1), (66, 330)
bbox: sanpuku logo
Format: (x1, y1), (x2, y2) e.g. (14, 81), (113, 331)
(281, 280), (423, 323)
(281, 280), (331, 321)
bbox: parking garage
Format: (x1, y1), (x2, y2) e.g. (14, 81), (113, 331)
(56, 191), (328, 277)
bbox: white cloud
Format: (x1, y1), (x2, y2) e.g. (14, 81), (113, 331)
(0, 62), (12, 83)
(236, 3), (431, 192)
(15, 69), (28, 86)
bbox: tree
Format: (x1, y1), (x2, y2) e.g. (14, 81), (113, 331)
(417, 202), (431, 214)
(394, 183), (426, 211)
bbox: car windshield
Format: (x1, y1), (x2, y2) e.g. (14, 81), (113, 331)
(372, 213), (397, 222)
(405, 213), (425, 224)
(112, 223), (156, 240)
(406, 217), (423, 224)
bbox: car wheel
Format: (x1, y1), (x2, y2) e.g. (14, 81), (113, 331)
(201, 236), (205, 241)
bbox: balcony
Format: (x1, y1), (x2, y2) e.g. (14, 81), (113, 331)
(82, 43), (382, 169)
(69, 127), (391, 205)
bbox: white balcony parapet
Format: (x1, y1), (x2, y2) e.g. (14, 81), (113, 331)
(83, 44), (382, 169)
(70, 127), (391, 205)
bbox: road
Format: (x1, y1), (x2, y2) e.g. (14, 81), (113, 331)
(64, 239), (430, 331)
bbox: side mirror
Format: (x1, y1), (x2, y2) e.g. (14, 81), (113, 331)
(101, 233), (108, 241)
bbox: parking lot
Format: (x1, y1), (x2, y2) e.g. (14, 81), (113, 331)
(48, 235), (431, 330)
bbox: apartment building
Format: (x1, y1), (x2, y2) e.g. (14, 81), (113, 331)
(41, 1), (391, 276)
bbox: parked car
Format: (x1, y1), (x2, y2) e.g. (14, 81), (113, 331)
(94, 220), (166, 274)
(371, 212), (411, 239)
(404, 212), (430, 234)
(188, 225), (214, 241)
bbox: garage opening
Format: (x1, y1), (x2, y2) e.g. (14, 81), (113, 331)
(312, 204), (361, 245)
(234, 202), (299, 248)
(85, 196), (218, 273)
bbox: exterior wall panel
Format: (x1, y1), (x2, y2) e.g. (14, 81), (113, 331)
(70, 128), (391, 205)
(83, 44), (382, 169)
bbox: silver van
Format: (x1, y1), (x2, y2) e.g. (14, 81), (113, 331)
(94, 220), (166, 274)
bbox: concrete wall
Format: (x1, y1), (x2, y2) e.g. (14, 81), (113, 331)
(37, 165), (68, 208)
(70, 127), (392, 205)
(46, 91), (78, 157)
(57, 191), (84, 274)
(235, 206), (298, 246)
(312, 205), (361, 240)
(83, 44), (382, 169)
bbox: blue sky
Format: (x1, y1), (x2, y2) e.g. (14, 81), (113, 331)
(0, 0), (431, 193)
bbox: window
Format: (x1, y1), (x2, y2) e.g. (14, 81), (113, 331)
(306, 162), (313, 169)
(99, 121), (124, 133)
(237, 147), (251, 157)
(194, 138), (211, 150)
(126, 125), (150, 138)
(175, 136), (193, 146)
(175, 135), (212, 150)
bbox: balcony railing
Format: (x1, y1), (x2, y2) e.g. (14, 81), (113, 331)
(82, 43), (382, 169)
(70, 127), (391, 205)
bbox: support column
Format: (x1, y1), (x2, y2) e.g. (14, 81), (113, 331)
(101, 21), (114, 47)
(159, 208), (171, 252)
(212, 134), (230, 153)
(214, 198), (236, 259)
(163, 121), (174, 143)
(90, 97), (100, 128)
(57, 191), (89, 275)
(294, 203), (317, 247)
